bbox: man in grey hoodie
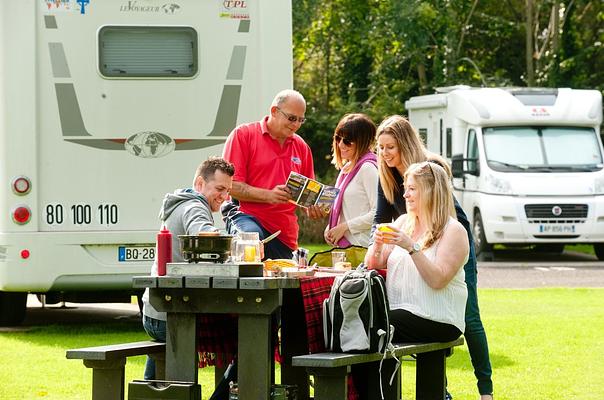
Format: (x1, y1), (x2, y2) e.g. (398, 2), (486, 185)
(141, 156), (234, 384)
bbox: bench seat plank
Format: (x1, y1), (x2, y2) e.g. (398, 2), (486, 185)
(66, 340), (165, 361)
(292, 337), (463, 368)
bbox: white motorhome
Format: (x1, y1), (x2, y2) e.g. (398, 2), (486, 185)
(406, 86), (604, 260)
(0, 0), (293, 325)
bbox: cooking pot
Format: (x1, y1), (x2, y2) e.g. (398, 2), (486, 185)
(178, 233), (233, 263)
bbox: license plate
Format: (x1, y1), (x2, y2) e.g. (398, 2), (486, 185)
(118, 246), (155, 261)
(538, 224), (575, 234)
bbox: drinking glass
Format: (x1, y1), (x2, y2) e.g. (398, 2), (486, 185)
(331, 251), (346, 267)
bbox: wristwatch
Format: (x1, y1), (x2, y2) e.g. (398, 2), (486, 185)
(408, 242), (421, 256)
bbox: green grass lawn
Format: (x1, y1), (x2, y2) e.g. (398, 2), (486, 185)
(439, 288), (604, 400)
(302, 243), (331, 257)
(1, 288), (603, 399)
(565, 244), (596, 255)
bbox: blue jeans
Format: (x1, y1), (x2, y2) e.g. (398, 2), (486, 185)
(464, 240), (494, 395)
(142, 315), (166, 380)
(221, 201), (295, 260)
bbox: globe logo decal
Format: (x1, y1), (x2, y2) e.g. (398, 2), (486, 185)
(125, 132), (175, 158)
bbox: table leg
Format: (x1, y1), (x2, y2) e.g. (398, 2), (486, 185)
(281, 288), (310, 400)
(238, 314), (271, 400)
(166, 313), (198, 383)
(416, 349), (446, 400)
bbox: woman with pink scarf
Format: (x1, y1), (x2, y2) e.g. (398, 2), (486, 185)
(324, 114), (378, 248)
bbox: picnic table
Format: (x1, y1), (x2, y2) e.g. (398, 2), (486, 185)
(71, 270), (457, 400)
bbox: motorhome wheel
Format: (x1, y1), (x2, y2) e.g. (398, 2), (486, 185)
(473, 211), (493, 258)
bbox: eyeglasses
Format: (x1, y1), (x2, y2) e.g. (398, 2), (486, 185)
(334, 135), (354, 146)
(276, 107), (306, 124)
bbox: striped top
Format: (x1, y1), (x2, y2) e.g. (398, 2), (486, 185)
(386, 218), (468, 332)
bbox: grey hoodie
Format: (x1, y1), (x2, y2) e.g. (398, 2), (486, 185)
(159, 188), (218, 263)
(143, 188), (218, 320)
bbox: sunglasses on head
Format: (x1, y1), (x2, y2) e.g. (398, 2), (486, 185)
(276, 107), (306, 124)
(334, 135), (353, 146)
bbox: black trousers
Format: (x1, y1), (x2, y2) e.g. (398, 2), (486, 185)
(351, 309), (462, 400)
(389, 309), (462, 343)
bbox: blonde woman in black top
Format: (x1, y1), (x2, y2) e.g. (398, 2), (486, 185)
(366, 115), (494, 400)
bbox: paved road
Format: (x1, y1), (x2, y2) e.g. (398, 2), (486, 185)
(477, 264), (604, 288)
(476, 249), (604, 288)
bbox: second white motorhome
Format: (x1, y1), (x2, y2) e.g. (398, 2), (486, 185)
(406, 86), (604, 260)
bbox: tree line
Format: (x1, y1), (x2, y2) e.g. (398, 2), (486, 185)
(292, 0), (604, 182)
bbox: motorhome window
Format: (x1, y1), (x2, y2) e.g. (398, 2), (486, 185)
(542, 127), (602, 166)
(418, 128), (427, 145)
(446, 128), (452, 158)
(467, 129), (478, 172)
(483, 127), (603, 172)
(99, 26), (197, 78)
(439, 119), (443, 155)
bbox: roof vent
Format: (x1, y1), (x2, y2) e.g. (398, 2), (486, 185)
(508, 88), (559, 106)
(435, 85), (471, 94)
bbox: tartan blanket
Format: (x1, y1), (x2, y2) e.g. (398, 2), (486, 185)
(299, 275), (334, 354)
(299, 275), (358, 400)
(197, 313), (238, 368)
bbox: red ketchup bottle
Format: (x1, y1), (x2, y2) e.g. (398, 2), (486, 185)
(156, 225), (172, 276)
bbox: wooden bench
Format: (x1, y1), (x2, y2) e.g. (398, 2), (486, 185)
(66, 340), (166, 400)
(292, 337), (463, 400)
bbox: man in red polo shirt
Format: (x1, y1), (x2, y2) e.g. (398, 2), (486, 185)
(222, 89), (316, 259)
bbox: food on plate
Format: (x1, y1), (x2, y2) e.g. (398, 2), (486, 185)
(263, 258), (297, 272)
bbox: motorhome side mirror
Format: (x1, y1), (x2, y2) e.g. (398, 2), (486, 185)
(451, 154), (464, 178)
(451, 154), (479, 177)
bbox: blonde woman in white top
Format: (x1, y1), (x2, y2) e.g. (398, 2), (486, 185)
(350, 161), (469, 400)
(368, 161), (469, 339)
